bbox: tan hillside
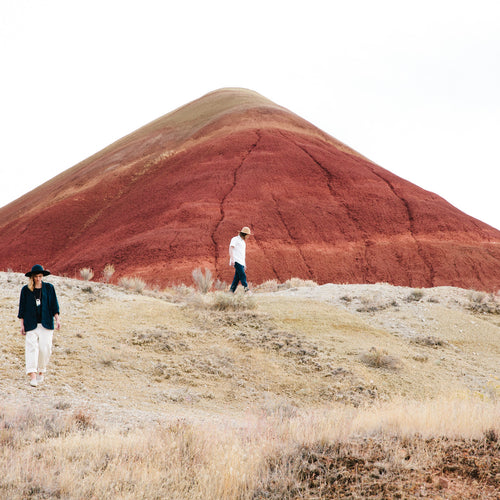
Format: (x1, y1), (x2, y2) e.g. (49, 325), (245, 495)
(1, 272), (499, 498)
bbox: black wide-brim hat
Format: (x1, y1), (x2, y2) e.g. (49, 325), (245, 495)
(25, 264), (51, 277)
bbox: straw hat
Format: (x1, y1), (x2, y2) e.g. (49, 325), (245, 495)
(240, 227), (251, 235)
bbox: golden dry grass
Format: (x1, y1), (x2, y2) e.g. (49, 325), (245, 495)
(0, 272), (499, 498)
(0, 399), (498, 499)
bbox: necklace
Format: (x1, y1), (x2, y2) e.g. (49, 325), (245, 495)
(34, 287), (42, 307)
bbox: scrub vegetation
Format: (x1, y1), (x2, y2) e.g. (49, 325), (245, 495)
(0, 271), (499, 499)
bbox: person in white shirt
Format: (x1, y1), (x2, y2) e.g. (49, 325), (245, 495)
(229, 226), (251, 293)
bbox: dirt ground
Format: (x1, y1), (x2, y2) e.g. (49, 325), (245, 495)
(1, 272), (499, 498)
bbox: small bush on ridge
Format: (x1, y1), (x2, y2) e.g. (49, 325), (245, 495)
(256, 279), (279, 292)
(102, 264), (115, 283)
(279, 278), (317, 290)
(214, 279), (227, 291)
(210, 292), (256, 311)
(119, 276), (146, 293)
(360, 347), (401, 370)
(79, 268), (94, 281)
(192, 267), (214, 294)
(406, 289), (424, 302)
(467, 291), (500, 314)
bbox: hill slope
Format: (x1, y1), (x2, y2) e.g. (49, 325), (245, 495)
(1, 272), (499, 418)
(0, 88), (499, 290)
(1, 273), (499, 498)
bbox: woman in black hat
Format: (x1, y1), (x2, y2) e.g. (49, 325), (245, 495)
(18, 264), (61, 387)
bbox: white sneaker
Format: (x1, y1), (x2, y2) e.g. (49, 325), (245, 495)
(37, 374), (44, 383)
(29, 378), (38, 387)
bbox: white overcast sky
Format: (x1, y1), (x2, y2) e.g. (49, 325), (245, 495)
(1, 0), (499, 230)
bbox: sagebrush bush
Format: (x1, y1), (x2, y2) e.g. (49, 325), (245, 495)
(279, 278), (317, 290)
(71, 406), (97, 431)
(119, 276), (146, 293)
(210, 292), (256, 311)
(133, 278), (146, 293)
(192, 267), (213, 294)
(256, 279), (279, 292)
(79, 267), (94, 281)
(102, 264), (115, 283)
(406, 289), (424, 302)
(467, 291), (500, 314)
(360, 347), (401, 370)
(413, 336), (446, 348)
(262, 395), (298, 419)
(214, 279), (226, 291)
(340, 295), (353, 303)
(118, 277), (134, 290)
(170, 283), (196, 298)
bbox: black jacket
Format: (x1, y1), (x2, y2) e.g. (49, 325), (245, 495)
(18, 282), (60, 332)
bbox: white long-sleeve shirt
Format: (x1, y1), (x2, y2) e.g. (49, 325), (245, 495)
(229, 235), (246, 267)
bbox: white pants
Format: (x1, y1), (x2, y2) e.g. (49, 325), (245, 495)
(25, 324), (53, 374)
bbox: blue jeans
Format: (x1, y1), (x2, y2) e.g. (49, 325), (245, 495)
(230, 262), (248, 292)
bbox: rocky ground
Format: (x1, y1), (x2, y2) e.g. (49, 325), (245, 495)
(255, 434), (500, 499)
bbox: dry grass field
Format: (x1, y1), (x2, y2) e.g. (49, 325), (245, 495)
(0, 272), (498, 499)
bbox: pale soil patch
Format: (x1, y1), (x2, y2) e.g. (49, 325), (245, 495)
(269, 283), (499, 399)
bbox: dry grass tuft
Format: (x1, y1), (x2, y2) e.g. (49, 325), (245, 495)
(214, 279), (227, 291)
(255, 279), (279, 292)
(261, 395), (298, 419)
(118, 276), (147, 293)
(71, 406), (97, 431)
(279, 278), (318, 290)
(355, 294), (398, 312)
(79, 267), (94, 281)
(406, 289), (424, 302)
(102, 263), (115, 283)
(360, 347), (401, 370)
(168, 283), (196, 302)
(185, 291), (257, 311)
(210, 291), (257, 311)
(192, 267), (213, 294)
(1, 399), (498, 499)
(468, 291), (500, 314)
(413, 335), (448, 348)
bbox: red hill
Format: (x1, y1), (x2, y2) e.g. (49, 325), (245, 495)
(0, 88), (499, 291)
